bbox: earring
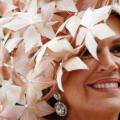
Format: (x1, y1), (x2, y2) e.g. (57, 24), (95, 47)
(53, 92), (67, 117)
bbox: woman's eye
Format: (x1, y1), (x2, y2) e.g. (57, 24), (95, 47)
(110, 45), (120, 56)
(81, 50), (92, 59)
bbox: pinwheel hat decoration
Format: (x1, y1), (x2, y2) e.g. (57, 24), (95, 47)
(0, 0), (117, 120)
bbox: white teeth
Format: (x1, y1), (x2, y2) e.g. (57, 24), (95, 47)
(93, 83), (119, 89)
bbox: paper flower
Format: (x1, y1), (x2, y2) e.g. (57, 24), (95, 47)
(34, 35), (88, 91)
(76, 6), (115, 59)
(0, 101), (54, 120)
(0, 80), (21, 105)
(112, 0), (120, 15)
(57, 6), (116, 60)
(0, 17), (13, 40)
(2, 0), (42, 52)
(39, 0), (78, 12)
(19, 69), (56, 105)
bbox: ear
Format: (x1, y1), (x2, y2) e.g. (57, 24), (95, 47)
(58, 87), (69, 108)
(57, 71), (69, 102)
(62, 71), (70, 83)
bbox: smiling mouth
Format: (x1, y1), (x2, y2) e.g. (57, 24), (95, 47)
(87, 78), (120, 91)
(89, 82), (120, 89)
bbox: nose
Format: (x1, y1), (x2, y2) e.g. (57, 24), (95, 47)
(97, 50), (119, 73)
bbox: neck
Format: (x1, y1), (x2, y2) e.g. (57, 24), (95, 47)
(66, 109), (119, 120)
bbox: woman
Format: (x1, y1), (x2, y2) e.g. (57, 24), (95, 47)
(45, 1), (120, 120)
(0, 0), (120, 120)
(62, 12), (120, 120)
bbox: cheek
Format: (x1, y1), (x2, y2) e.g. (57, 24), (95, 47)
(62, 59), (98, 107)
(63, 77), (83, 108)
(83, 58), (98, 68)
(62, 71), (93, 106)
(113, 56), (120, 70)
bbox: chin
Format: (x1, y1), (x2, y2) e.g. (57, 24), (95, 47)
(92, 98), (120, 113)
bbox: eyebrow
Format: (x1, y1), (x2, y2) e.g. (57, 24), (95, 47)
(111, 37), (120, 44)
(98, 35), (120, 45)
(96, 35), (120, 52)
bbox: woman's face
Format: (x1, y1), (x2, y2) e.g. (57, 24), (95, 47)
(62, 14), (120, 116)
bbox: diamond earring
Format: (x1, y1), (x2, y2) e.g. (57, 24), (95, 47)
(54, 92), (67, 117)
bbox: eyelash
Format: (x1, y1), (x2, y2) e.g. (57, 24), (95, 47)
(81, 44), (120, 59)
(110, 44), (120, 56)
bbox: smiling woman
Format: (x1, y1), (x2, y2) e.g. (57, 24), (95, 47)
(63, 14), (120, 120)
(0, 0), (120, 120)
(45, 1), (120, 120)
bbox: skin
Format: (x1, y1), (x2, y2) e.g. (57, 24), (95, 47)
(0, 2), (6, 16)
(61, 14), (120, 120)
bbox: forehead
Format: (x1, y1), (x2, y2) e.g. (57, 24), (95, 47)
(96, 13), (120, 46)
(97, 35), (120, 49)
(107, 13), (120, 34)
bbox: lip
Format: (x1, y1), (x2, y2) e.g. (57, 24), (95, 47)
(87, 78), (120, 85)
(86, 77), (120, 92)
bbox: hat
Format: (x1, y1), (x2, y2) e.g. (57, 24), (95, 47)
(0, 0), (119, 119)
